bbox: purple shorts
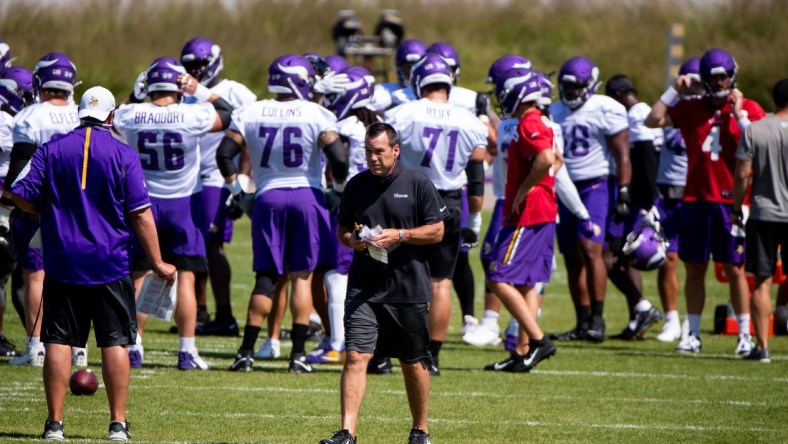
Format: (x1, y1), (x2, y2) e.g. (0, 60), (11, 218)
(486, 222), (555, 287)
(198, 186), (233, 244)
(134, 194), (206, 265)
(481, 198), (505, 264)
(10, 210), (44, 272)
(252, 187), (330, 274)
(556, 177), (608, 253)
(678, 201), (743, 264)
(330, 208), (352, 275)
(316, 201), (338, 272)
(655, 196), (681, 253)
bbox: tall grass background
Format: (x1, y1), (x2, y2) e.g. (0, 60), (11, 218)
(0, 0), (785, 108)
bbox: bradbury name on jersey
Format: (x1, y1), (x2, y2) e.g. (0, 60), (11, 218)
(133, 111), (187, 124)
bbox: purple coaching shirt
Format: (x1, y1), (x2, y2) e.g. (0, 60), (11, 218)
(11, 125), (150, 285)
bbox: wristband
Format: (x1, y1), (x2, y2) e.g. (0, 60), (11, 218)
(466, 211), (482, 234)
(229, 174), (250, 197)
(737, 117), (751, 132)
(193, 83), (213, 102)
(659, 87), (679, 106)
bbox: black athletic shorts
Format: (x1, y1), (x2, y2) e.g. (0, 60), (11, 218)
(427, 190), (462, 278)
(745, 219), (788, 277)
(41, 276), (138, 348)
(344, 298), (431, 365)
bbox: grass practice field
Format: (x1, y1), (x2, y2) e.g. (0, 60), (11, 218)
(1, 216), (786, 443)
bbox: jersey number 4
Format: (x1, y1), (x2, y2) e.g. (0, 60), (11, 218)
(420, 127), (459, 172)
(701, 125), (722, 161)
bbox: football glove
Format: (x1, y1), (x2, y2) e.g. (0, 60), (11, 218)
(132, 71), (148, 102)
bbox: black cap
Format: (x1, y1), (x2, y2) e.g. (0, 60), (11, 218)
(605, 74), (637, 97)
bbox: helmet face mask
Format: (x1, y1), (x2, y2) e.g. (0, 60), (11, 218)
(0, 66), (35, 115)
(621, 226), (669, 271)
(181, 37), (223, 86)
(494, 67), (541, 117)
(0, 40), (11, 69)
(558, 56), (600, 110)
(699, 48), (738, 100)
(426, 41), (460, 83)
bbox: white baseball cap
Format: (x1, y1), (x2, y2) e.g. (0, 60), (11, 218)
(78, 86), (116, 121)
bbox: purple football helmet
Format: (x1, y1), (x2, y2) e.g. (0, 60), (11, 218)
(558, 56), (600, 110)
(486, 54), (532, 85)
(325, 67), (374, 120)
(180, 37), (223, 85)
(33, 52), (77, 94)
(395, 39), (427, 83)
(622, 226), (668, 271)
(325, 55), (349, 75)
(0, 40), (10, 69)
(699, 48), (738, 99)
(494, 68), (541, 117)
(409, 54), (453, 99)
(678, 56), (704, 100)
(268, 54), (316, 100)
(0, 67), (34, 115)
(426, 41), (460, 82)
(535, 70), (554, 108)
(146, 56), (187, 93)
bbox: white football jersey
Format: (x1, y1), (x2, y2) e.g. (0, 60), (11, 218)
(390, 86), (417, 107)
(385, 98), (487, 191)
(12, 101), (79, 148)
(0, 110), (13, 178)
(549, 95), (628, 181)
(336, 115), (368, 180)
(448, 85), (478, 114)
(627, 102), (661, 144)
(230, 99), (337, 192)
(492, 117), (518, 199)
(371, 82), (400, 111)
(658, 126), (687, 186)
(185, 79), (257, 187)
(114, 102), (216, 198)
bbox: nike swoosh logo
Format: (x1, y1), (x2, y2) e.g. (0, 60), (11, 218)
(523, 348), (539, 366)
(493, 360), (510, 371)
(440, 206), (447, 212)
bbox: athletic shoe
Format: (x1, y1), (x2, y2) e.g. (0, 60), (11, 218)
(197, 308), (211, 326)
(0, 333), (19, 357)
(306, 346), (345, 365)
(610, 326), (643, 341)
(675, 334), (702, 353)
(127, 346), (143, 369)
(503, 332), (518, 352)
(320, 429), (356, 444)
(306, 320), (325, 342)
(735, 333), (755, 356)
(502, 338), (557, 372)
(461, 315), (479, 335)
(310, 336), (331, 353)
(177, 350), (210, 370)
(743, 348), (771, 363)
(633, 306), (663, 335)
(72, 346), (88, 367)
(195, 319), (239, 337)
(656, 320), (682, 342)
(42, 420), (64, 441)
(586, 318), (606, 343)
(10, 343), (45, 366)
(408, 428), (432, 444)
(367, 356), (393, 375)
(428, 356), (440, 376)
(254, 338), (281, 359)
(484, 353), (520, 372)
(462, 318), (501, 347)
(228, 351), (253, 372)
(108, 421), (131, 442)
(548, 328), (586, 342)
(288, 353), (316, 374)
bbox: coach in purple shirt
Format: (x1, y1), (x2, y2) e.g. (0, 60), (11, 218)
(11, 86), (176, 442)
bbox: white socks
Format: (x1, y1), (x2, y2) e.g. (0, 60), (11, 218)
(324, 270), (347, 351)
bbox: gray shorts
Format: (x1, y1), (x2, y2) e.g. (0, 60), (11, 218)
(344, 298), (431, 365)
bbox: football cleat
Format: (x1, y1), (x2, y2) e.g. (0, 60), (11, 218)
(548, 328), (586, 342)
(0, 333), (19, 357)
(610, 326), (643, 341)
(743, 348), (770, 363)
(735, 333), (755, 356)
(367, 356), (393, 375)
(306, 320), (325, 342)
(428, 356), (440, 377)
(196, 319), (239, 337)
(228, 351), (254, 372)
(42, 420), (64, 441)
(127, 346), (143, 369)
(306, 345), (345, 365)
(675, 334), (702, 353)
(484, 353), (520, 372)
(288, 353), (316, 374)
(408, 428), (432, 444)
(460, 315), (479, 335)
(72, 346), (88, 367)
(320, 429), (356, 444)
(656, 320), (683, 342)
(10, 343), (45, 366)
(108, 421), (131, 442)
(586, 317), (606, 343)
(633, 306), (663, 335)
(462, 318), (501, 347)
(177, 350), (210, 370)
(254, 338), (281, 359)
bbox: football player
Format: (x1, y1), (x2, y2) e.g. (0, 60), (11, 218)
(5, 53), (81, 367)
(645, 48), (765, 354)
(0, 65), (35, 358)
(220, 54), (348, 373)
(180, 37), (257, 337)
(385, 54), (487, 375)
(548, 56), (631, 343)
(114, 56), (234, 370)
(371, 38), (426, 112)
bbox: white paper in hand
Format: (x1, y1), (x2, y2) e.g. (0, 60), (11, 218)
(358, 225), (388, 264)
(136, 274), (178, 321)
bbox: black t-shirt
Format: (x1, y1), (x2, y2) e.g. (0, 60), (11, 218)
(339, 163), (447, 303)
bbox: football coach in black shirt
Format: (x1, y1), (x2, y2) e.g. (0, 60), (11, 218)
(321, 122), (446, 444)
